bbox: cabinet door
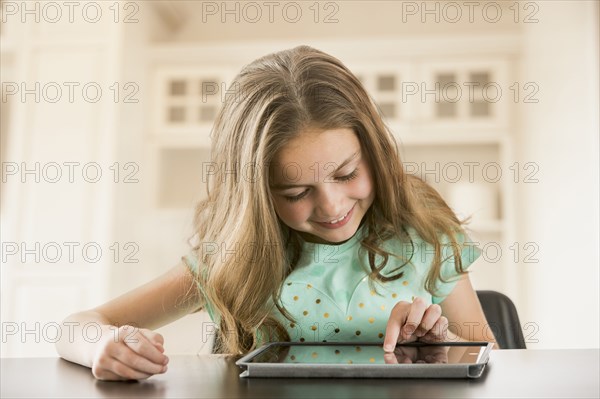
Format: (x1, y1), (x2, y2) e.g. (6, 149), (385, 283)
(415, 58), (510, 133)
(345, 61), (414, 136)
(153, 66), (237, 145)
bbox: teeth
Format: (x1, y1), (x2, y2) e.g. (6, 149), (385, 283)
(328, 211), (349, 224)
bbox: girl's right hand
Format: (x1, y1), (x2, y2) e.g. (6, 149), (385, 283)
(383, 297), (448, 351)
(91, 325), (169, 381)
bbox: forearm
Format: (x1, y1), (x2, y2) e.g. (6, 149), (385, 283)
(54, 310), (114, 368)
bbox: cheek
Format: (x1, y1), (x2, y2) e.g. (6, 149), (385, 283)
(274, 199), (312, 225)
(350, 175), (374, 199)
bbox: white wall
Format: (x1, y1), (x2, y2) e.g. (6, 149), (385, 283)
(517, 1), (599, 348)
(167, 0), (520, 43)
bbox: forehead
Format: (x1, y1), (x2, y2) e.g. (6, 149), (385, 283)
(273, 128), (360, 166)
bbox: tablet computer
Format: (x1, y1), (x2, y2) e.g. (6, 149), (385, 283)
(236, 341), (493, 379)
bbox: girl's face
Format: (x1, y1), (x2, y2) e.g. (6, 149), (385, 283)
(270, 128), (375, 244)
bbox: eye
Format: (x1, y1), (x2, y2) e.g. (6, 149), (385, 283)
(337, 169), (358, 182)
(285, 189), (309, 203)
(283, 169), (358, 202)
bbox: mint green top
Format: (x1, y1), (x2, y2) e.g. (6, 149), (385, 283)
(183, 225), (481, 348)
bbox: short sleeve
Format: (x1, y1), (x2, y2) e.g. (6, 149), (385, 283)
(182, 251), (220, 324)
(431, 231), (482, 304)
(182, 250), (200, 275)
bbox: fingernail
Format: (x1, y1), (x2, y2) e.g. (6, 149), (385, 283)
(384, 344), (393, 352)
(163, 357), (169, 365)
(162, 365), (168, 373)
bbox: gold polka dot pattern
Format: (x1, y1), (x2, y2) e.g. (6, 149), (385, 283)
(184, 223), (482, 349)
(265, 224), (482, 346)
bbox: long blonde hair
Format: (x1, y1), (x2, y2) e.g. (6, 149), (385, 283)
(187, 45), (472, 356)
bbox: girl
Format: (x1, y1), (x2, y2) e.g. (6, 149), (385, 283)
(56, 45), (498, 380)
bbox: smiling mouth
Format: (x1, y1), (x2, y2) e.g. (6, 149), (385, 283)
(322, 209), (351, 224)
(313, 204), (356, 228)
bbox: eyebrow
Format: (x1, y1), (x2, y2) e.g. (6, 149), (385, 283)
(270, 151), (360, 190)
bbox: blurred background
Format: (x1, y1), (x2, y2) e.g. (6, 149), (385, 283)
(1, 0), (598, 356)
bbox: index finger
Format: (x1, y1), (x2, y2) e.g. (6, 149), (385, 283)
(140, 328), (164, 347)
(383, 352), (399, 365)
(140, 328), (165, 353)
(402, 297), (428, 340)
(383, 302), (410, 351)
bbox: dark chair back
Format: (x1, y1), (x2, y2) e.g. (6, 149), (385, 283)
(476, 290), (527, 349)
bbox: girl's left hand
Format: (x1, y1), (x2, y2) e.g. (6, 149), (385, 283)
(383, 296), (449, 352)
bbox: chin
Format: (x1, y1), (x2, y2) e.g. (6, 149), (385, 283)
(311, 224), (360, 244)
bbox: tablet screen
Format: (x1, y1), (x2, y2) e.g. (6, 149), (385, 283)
(248, 343), (487, 365)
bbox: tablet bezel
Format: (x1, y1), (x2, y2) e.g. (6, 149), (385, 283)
(236, 341), (494, 379)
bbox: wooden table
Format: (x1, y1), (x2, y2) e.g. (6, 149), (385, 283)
(2, 349), (599, 398)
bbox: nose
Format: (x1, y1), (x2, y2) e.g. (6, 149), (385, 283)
(314, 186), (344, 221)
